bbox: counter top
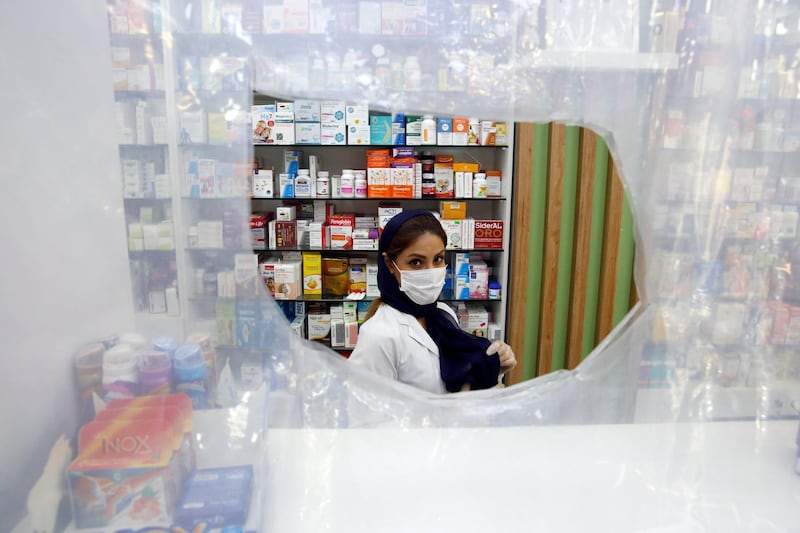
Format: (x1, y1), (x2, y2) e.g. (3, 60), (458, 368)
(261, 421), (799, 532)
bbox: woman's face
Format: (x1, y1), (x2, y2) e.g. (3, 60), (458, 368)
(386, 231), (446, 284)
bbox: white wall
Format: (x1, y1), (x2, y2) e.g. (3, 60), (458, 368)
(0, 0), (135, 528)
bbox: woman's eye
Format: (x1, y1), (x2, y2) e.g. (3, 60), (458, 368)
(409, 259), (421, 267)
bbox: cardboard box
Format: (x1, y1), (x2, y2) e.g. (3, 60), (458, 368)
(253, 169), (274, 198)
(345, 104), (368, 125)
(437, 117), (453, 145)
(250, 214), (267, 250)
(452, 117), (469, 145)
(391, 164), (415, 198)
(295, 122), (321, 144)
(69, 416), (181, 528)
(252, 104), (276, 143)
(439, 219), (464, 249)
(347, 124), (371, 144)
(274, 220), (297, 248)
(440, 201), (467, 219)
(273, 260), (302, 299)
(474, 220), (504, 249)
(323, 257), (350, 297)
(370, 115), (392, 144)
(303, 252), (322, 296)
(294, 99), (321, 121)
(348, 257), (367, 295)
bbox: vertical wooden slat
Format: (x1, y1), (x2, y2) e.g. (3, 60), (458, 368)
(507, 123), (535, 385)
(566, 129), (597, 369)
(596, 156), (624, 344)
(580, 136), (610, 360)
(613, 195), (636, 327)
(550, 126), (580, 372)
(521, 123), (551, 381)
(537, 123), (565, 376)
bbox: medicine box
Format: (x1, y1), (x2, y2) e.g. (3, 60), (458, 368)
(294, 99), (321, 122)
(349, 257), (367, 295)
(323, 257), (350, 297)
(439, 219), (464, 249)
(474, 220), (504, 249)
(370, 115), (392, 144)
(348, 124), (371, 145)
(295, 122), (321, 144)
(174, 465), (253, 530)
(253, 168), (274, 198)
(69, 414), (182, 528)
(346, 104), (369, 125)
(321, 122), (347, 145)
(440, 201), (467, 219)
(308, 311), (331, 341)
(320, 100), (346, 123)
(437, 117), (453, 145)
(302, 252), (322, 296)
(273, 260), (302, 299)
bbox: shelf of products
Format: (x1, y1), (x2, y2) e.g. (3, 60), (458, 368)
(639, 1), (800, 421)
(174, 88), (515, 355)
(109, 7), (184, 333)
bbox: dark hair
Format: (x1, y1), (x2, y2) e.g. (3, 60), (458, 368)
(365, 213), (446, 321)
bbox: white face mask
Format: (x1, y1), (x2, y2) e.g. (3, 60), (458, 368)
(393, 261), (446, 305)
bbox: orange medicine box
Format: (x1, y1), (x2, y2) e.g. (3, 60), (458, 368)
(440, 201), (467, 219)
(68, 413), (184, 528)
(105, 394), (194, 468)
(94, 405), (192, 486)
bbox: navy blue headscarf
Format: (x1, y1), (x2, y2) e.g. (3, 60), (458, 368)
(378, 210), (500, 392)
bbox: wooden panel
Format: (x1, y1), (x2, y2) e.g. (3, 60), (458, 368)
(506, 123), (535, 386)
(596, 156), (624, 344)
(508, 123), (635, 381)
(566, 129), (597, 370)
(537, 123), (565, 376)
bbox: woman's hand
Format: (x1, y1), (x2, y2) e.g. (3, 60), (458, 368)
(486, 341), (516, 375)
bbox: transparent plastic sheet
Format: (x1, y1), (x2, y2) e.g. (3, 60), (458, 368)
(9, 0), (800, 531)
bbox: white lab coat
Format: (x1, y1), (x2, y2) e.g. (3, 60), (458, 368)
(349, 303), (458, 394)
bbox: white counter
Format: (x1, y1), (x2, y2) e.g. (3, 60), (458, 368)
(261, 421), (800, 532)
(15, 420), (799, 532)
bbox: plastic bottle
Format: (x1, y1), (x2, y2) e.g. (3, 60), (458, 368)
(473, 172), (488, 198)
(102, 343), (139, 400)
(173, 343), (209, 409)
(354, 170), (368, 198)
(403, 56), (422, 91)
(119, 332), (149, 351)
(294, 169), (312, 198)
(375, 57), (391, 87)
(489, 280), (502, 300)
(340, 169), (355, 198)
(390, 60), (403, 90)
(74, 342), (105, 399)
(421, 152), (436, 198)
(421, 114), (436, 145)
(153, 336), (178, 357)
(138, 350), (172, 395)
(316, 170), (330, 198)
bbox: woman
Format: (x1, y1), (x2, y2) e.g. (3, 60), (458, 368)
(349, 210), (516, 393)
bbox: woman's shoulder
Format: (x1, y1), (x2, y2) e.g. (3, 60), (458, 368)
(361, 304), (411, 332)
(436, 302), (457, 321)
